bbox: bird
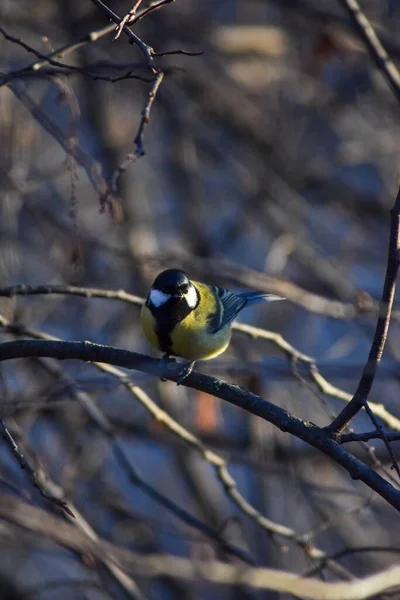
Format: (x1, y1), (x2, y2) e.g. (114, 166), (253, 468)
(141, 268), (284, 384)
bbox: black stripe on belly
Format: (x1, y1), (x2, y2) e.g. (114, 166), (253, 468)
(155, 322), (174, 355)
(146, 288), (200, 356)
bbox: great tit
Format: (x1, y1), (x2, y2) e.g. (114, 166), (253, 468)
(141, 269), (284, 383)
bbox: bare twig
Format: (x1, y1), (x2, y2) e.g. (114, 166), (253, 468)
(340, 431), (400, 444)
(87, 0), (169, 194)
(338, 0), (400, 103)
(114, 1), (145, 40)
(9, 83), (112, 202)
(0, 417), (74, 516)
(0, 283), (144, 305)
(111, 69), (165, 190)
(328, 188), (400, 434)
(303, 545), (400, 578)
(123, 0), (176, 30)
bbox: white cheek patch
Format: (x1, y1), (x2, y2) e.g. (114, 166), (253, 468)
(149, 289), (171, 307)
(184, 284), (199, 309)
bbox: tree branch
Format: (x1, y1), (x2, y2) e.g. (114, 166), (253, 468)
(338, 0), (400, 104)
(0, 339), (400, 510)
(0, 417), (74, 517)
(327, 187), (400, 434)
(2, 283), (400, 431)
(0, 493), (400, 599)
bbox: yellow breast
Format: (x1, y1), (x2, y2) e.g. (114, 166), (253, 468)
(140, 303), (161, 351)
(140, 281), (232, 361)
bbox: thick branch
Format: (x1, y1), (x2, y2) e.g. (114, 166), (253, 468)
(0, 339), (400, 510)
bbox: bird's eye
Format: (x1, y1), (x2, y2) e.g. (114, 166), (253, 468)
(181, 284), (189, 293)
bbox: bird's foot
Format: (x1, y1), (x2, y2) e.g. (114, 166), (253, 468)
(176, 360), (195, 386)
(160, 355), (176, 382)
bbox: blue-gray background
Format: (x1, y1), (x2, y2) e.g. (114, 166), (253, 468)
(0, 0), (400, 598)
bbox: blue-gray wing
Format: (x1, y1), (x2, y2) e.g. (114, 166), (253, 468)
(208, 287), (247, 333)
(209, 287), (284, 333)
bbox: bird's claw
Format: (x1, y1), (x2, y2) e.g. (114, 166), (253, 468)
(176, 361), (195, 386)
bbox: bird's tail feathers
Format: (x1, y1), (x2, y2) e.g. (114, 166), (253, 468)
(238, 291), (285, 305)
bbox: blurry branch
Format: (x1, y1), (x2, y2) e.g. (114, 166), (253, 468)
(95, 365), (351, 579)
(24, 28), (115, 71)
(338, 0), (400, 104)
(340, 431), (400, 444)
(308, 365), (400, 431)
(303, 545), (400, 579)
(3, 244), (399, 323)
(1, 339), (400, 512)
(54, 367), (255, 565)
(236, 324), (400, 431)
(0, 356), (147, 595)
(143, 254), (400, 322)
(0, 427), (147, 597)
(278, 0), (400, 57)
(0, 25), (88, 75)
(0, 316), (254, 565)
(3, 64), (155, 85)
(328, 188), (400, 435)
(9, 83), (112, 203)
(0, 417), (73, 517)
(290, 356), (400, 487)
(2, 283), (400, 431)
(0, 315), (350, 577)
(0, 284), (144, 305)
(25, 579), (108, 598)
(1, 494), (400, 599)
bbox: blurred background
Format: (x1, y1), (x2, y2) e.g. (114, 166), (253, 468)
(0, 0), (400, 598)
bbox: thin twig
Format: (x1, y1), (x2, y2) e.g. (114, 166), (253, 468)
(328, 187), (400, 434)
(125, 0), (176, 29)
(0, 416), (74, 517)
(340, 431), (400, 444)
(89, 0), (156, 66)
(9, 83), (112, 202)
(111, 70), (164, 190)
(338, 0), (400, 103)
(0, 410), (144, 597)
(114, 0), (145, 40)
(303, 545), (400, 578)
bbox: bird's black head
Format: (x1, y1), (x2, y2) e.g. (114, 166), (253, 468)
(146, 269), (199, 323)
(152, 269), (190, 295)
